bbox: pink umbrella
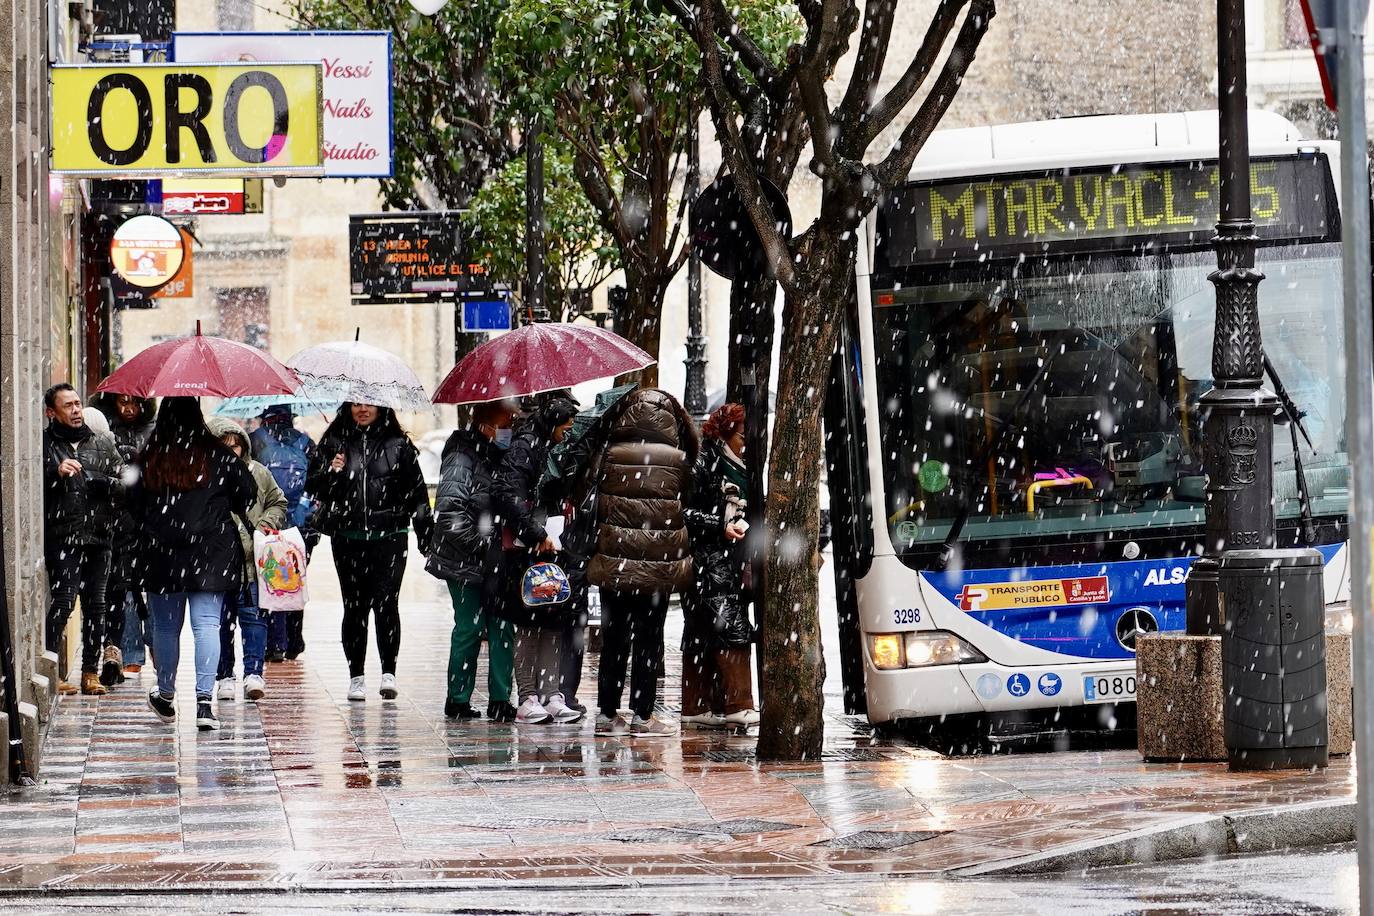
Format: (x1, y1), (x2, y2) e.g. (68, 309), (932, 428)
(433, 323), (654, 405)
(96, 321), (300, 399)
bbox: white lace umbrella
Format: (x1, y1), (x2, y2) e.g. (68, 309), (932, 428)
(285, 334), (431, 413)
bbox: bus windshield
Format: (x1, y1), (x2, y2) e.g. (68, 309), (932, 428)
(872, 240), (1347, 555)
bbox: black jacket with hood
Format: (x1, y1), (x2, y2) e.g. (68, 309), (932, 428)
(426, 427), (502, 585)
(306, 412), (433, 546)
(43, 420), (123, 550)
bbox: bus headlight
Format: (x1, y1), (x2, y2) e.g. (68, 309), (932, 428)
(904, 631), (986, 667)
(871, 634), (906, 670)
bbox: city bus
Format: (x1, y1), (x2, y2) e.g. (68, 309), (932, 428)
(824, 110), (1349, 741)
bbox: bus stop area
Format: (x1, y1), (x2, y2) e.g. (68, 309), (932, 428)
(0, 549), (1356, 896)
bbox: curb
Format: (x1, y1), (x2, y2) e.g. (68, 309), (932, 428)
(954, 798), (1356, 877)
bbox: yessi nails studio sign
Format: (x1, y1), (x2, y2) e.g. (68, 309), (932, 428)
(172, 32), (393, 179)
(51, 63), (324, 176)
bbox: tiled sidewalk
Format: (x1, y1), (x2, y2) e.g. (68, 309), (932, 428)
(0, 582), (1356, 890)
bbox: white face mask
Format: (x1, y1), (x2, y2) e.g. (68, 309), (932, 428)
(492, 428), (513, 449)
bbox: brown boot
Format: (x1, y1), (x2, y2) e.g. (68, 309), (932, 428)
(81, 672), (107, 696)
(57, 681), (79, 696)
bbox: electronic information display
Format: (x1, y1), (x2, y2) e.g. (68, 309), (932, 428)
(880, 155), (1335, 266)
(349, 211), (491, 304)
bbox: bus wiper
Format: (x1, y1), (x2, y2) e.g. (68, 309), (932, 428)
(932, 332), (1068, 572)
(1264, 355), (1317, 546)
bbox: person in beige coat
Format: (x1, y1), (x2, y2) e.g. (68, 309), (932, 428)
(207, 417), (287, 702)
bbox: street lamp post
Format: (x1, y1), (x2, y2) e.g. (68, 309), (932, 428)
(1186, 0), (1327, 771)
(684, 117), (708, 417)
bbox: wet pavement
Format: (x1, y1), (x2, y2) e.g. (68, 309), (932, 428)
(0, 544), (1357, 893)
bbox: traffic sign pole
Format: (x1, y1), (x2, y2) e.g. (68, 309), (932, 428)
(1334, 0), (1374, 909)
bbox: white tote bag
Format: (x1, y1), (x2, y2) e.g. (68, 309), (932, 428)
(254, 526), (309, 611)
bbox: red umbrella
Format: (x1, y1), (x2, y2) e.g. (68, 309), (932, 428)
(433, 323), (654, 405)
(96, 321), (300, 399)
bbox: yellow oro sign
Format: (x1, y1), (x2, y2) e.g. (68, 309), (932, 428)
(51, 63), (324, 176)
(110, 215), (184, 289)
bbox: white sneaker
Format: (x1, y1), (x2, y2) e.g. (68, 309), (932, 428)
(543, 693), (585, 724)
(379, 673), (398, 700)
(595, 713), (630, 736)
(515, 695), (552, 724)
(629, 714), (678, 737)
(243, 674), (266, 701)
(724, 708), (761, 729)
(682, 712), (728, 729)
(215, 678), (236, 701)
(347, 676), (367, 702)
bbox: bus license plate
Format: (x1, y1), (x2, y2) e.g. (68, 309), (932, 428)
(1083, 672), (1137, 704)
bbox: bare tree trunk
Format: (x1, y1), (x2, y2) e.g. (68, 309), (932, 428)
(617, 257), (664, 389)
(756, 227), (854, 761)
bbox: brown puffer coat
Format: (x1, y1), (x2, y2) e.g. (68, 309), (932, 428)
(586, 388), (698, 595)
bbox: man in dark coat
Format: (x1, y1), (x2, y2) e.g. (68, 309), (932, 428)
(42, 383), (123, 696)
(587, 388), (698, 738)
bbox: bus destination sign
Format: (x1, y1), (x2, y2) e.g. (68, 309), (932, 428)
(349, 211), (492, 304)
(881, 155), (1334, 266)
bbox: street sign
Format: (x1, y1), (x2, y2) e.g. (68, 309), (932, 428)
(161, 177), (263, 215)
(461, 296), (512, 332)
(51, 63), (324, 176)
(171, 31), (393, 178)
(690, 174), (792, 281)
(109, 214), (184, 289)
(349, 211), (493, 305)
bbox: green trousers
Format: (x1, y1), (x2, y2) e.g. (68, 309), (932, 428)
(446, 581), (514, 706)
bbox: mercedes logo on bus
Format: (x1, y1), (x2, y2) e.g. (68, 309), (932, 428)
(1116, 607), (1159, 651)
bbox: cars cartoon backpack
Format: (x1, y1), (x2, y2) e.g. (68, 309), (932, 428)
(521, 561), (572, 607)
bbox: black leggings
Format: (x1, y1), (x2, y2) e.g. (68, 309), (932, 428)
(332, 534), (408, 678)
(45, 544), (111, 674)
(597, 591), (668, 720)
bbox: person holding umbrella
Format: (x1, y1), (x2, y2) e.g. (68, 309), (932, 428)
(131, 397), (256, 731)
(308, 403), (433, 702)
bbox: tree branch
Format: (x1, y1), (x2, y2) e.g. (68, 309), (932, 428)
(873, 0), (994, 191)
(833, 0), (896, 143)
(855, 0), (969, 153)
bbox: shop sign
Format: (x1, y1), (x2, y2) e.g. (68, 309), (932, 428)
(51, 63), (324, 176)
(110, 215), (185, 289)
(151, 228), (195, 298)
(162, 177), (263, 215)
(172, 31), (393, 178)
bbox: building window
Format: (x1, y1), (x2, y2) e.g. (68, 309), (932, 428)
(216, 0), (254, 31)
(214, 287), (270, 351)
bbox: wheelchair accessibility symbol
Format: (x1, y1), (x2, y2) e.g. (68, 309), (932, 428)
(1006, 673), (1031, 697)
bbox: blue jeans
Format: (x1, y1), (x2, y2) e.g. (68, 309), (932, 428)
(148, 591), (226, 699)
(119, 592), (150, 665)
(217, 583), (266, 680)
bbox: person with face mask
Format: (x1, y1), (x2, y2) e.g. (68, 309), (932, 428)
(427, 400), (517, 720)
(495, 392), (582, 725)
(307, 402), (433, 703)
(42, 384), (123, 696)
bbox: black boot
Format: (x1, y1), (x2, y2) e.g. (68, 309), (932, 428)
(445, 700), (481, 720)
(487, 701), (518, 722)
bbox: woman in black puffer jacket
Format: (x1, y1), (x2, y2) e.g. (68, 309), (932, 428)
(587, 388), (698, 737)
(682, 403), (758, 731)
(426, 400), (517, 721)
(307, 403), (432, 703)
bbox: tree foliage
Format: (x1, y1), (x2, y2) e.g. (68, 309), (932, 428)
(469, 149), (617, 322)
(291, 0), (517, 209)
(665, 0), (996, 759)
